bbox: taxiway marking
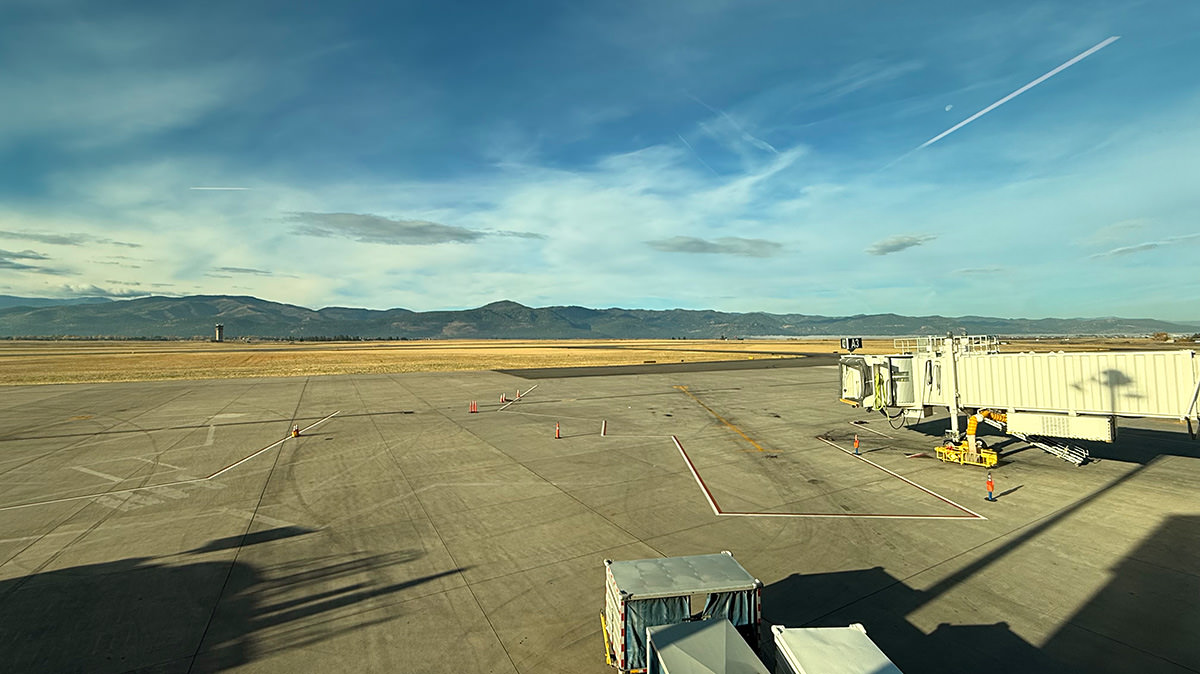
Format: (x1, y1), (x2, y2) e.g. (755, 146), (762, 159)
(849, 421), (893, 438)
(222, 508), (296, 529)
(675, 435), (984, 520)
(0, 411), (339, 512)
(816, 436), (985, 519)
(674, 385), (770, 452)
(133, 457), (184, 471)
(71, 466), (123, 482)
(497, 385), (539, 411)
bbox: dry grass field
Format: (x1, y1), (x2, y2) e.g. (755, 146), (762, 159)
(0, 336), (1192, 386)
(0, 339), (813, 386)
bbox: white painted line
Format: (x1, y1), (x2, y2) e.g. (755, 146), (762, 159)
(498, 384), (538, 411)
(0, 411), (339, 512)
(222, 508), (296, 529)
(152, 486), (190, 499)
(71, 466), (124, 482)
(208, 411), (339, 479)
(172, 424), (219, 452)
(602, 434), (675, 439)
(670, 435), (984, 520)
(502, 410), (593, 421)
(95, 495), (139, 512)
(133, 457), (184, 471)
(0, 477), (211, 511)
(95, 492), (162, 512)
(849, 421), (893, 438)
(179, 475), (226, 489)
(715, 510), (983, 520)
(0, 533), (49, 544)
(816, 437), (985, 520)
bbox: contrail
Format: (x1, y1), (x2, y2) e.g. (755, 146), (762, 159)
(687, 93), (779, 154)
(917, 36), (1120, 151)
(189, 186), (251, 191)
(677, 133), (720, 176)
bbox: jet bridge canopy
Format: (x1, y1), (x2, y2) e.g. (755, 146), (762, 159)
(841, 338), (1200, 427)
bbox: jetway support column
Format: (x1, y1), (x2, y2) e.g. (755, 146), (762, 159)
(946, 336), (961, 441)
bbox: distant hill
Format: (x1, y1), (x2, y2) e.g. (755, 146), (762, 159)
(0, 295), (113, 310)
(0, 295), (1196, 339)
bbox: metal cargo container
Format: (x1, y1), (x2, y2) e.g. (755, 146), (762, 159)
(604, 552), (762, 673)
(646, 618), (769, 674)
(771, 624), (903, 674)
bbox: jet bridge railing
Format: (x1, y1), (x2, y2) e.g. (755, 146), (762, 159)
(840, 344), (1200, 453)
(894, 335), (998, 355)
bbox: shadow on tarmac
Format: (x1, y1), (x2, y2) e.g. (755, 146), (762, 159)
(995, 484), (1023, 498)
(0, 534), (466, 673)
(188, 525), (317, 554)
(902, 416), (1200, 465)
(762, 566), (1071, 673)
(761, 514), (1200, 673)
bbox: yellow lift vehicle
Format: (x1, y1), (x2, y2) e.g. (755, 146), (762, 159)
(934, 408), (1001, 466)
(935, 441), (998, 467)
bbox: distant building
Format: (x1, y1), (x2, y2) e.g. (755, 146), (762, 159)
(214, 324), (224, 342)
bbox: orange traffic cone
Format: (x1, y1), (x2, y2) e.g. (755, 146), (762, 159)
(555, 422), (560, 439)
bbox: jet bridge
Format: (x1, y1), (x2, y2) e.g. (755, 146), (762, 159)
(840, 336), (1200, 464)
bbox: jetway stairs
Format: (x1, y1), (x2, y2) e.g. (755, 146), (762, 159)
(981, 416), (1089, 466)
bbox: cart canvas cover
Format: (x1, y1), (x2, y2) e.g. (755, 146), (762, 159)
(647, 619), (769, 674)
(606, 553), (761, 672)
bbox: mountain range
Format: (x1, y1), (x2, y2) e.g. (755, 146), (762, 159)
(0, 295), (1197, 339)
(0, 295), (114, 310)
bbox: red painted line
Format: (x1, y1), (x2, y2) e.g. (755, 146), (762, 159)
(673, 436), (722, 516)
(717, 511), (981, 519)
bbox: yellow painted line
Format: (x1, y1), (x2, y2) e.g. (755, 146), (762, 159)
(674, 385), (770, 452)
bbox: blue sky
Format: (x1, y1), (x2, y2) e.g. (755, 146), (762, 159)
(1, 0), (1198, 320)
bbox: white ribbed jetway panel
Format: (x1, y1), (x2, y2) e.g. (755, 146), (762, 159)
(955, 350), (1199, 419)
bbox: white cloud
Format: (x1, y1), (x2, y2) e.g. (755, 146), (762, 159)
(52, 283), (163, 298)
(867, 234), (937, 256)
(1090, 233), (1200, 259)
(647, 236), (783, 257)
(3, 58), (1200, 320)
(1088, 218), (1148, 246)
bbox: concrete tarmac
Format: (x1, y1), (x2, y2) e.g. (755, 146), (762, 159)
(0, 364), (1197, 673)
